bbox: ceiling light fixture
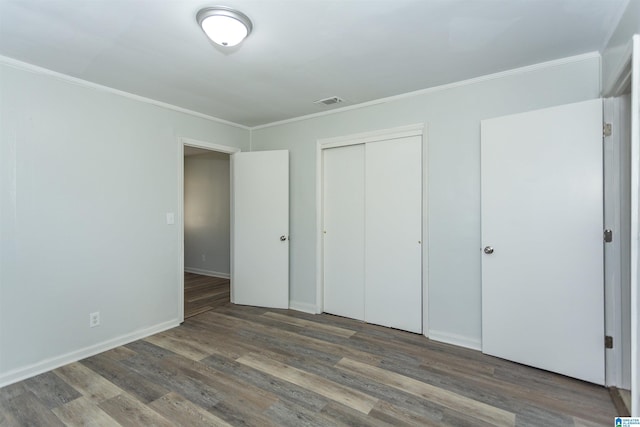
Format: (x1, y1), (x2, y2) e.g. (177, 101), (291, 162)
(197, 6), (253, 47)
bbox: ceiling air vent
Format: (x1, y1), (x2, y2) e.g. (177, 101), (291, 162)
(314, 96), (345, 106)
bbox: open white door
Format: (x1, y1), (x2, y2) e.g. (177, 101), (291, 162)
(232, 150), (289, 309)
(481, 99), (604, 385)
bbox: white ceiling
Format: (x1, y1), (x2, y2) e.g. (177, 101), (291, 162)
(0, 0), (629, 127)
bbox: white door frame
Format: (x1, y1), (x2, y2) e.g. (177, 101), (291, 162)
(603, 35), (638, 412)
(177, 137), (240, 323)
(603, 97), (620, 388)
(631, 34), (640, 417)
(604, 95), (633, 390)
(315, 123), (429, 334)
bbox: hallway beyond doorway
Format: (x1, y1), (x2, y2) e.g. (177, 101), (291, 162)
(184, 272), (230, 318)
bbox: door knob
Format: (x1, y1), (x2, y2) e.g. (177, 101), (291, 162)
(484, 246), (494, 254)
(280, 235), (287, 241)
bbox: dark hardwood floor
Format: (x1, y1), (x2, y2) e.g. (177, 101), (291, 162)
(184, 272), (230, 318)
(0, 303), (618, 426)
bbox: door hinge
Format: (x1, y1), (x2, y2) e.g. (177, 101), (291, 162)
(605, 335), (613, 349)
(604, 229), (613, 243)
(603, 122), (612, 137)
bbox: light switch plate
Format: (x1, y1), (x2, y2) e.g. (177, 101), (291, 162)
(166, 212), (175, 225)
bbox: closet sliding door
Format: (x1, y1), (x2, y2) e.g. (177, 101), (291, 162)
(322, 134), (422, 333)
(322, 144), (365, 320)
(365, 136), (422, 333)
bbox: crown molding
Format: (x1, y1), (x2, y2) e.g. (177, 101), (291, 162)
(251, 52), (601, 131)
(0, 55), (250, 130)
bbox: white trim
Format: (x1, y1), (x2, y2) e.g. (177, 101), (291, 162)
(604, 39), (633, 97)
(599, 49), (604, 96)
(316, 124), (428, 332)
(602, 35), (635, 393)
(0, 55), (249, 130)
(181, 137), (242, 154)
(229, 156), (236, 304)
(317, 123), (425, 149)
(604, 96), (624, 388)
(630, 34), (640, 417)
(0, 319), (179, 388)
(184, 267), (230, 280)
(428, 330), (482, 352)
(178, 137), (239, 322)
(603, 97), (619, 387)
(252, 52), (601, 131)
(315, 139), (324, 314)
(422, 126), (429, 336)
(2, 51), (601, 132)
(289, 301), (318, 314)
(178, 142), (185, 323)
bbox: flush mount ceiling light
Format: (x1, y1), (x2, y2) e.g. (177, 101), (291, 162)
(197, 6), (253, 47)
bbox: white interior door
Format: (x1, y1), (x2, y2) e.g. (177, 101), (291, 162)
(365, 136), (422, 333)
(232, 150), (289, 309)
(481, 99), (604, 385)
(323, 145), (365, 320)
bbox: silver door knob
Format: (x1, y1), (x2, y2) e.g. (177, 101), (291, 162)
(484, 246), (494, 254)
(280, 235), (287, 241)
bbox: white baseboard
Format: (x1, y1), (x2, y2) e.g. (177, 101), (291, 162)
(289, 300), (319, 314)
(428, 329), (482, 351)
(184, 267), (230, 279)
(0, 319), (180, 388)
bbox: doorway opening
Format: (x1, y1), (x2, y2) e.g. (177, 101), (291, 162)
(183, 147), (230, 318)
(178, 138), (240, 322)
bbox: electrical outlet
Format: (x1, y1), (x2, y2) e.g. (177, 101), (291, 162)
(201, 254), (206, 262)
(89, 311), (100, 328)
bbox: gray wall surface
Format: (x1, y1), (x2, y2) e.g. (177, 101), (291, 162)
(0, 62), (249, 383)
(184, 152), (231, 277)
(251, 55), (600, 348)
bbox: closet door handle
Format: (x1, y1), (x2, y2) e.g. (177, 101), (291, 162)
(280, 235), (287, 241)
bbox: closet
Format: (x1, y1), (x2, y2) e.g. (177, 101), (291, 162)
(322, 134), (422, 333)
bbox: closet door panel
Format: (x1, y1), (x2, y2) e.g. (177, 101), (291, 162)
(323, 144), (365, 320)
(365, 136), (422, 333)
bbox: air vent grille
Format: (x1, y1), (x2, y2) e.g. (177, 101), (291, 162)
(314, 96), (345, 106)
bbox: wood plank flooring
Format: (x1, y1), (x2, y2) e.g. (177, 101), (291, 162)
(0, 304), (619, 426)
(184, 272), (230, 318)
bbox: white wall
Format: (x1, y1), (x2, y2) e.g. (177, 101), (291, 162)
(184, 152), (230, 277)
(0, 48), (610, 386)
(251, 55), (601, 348)
(0, 60), (249, 385)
